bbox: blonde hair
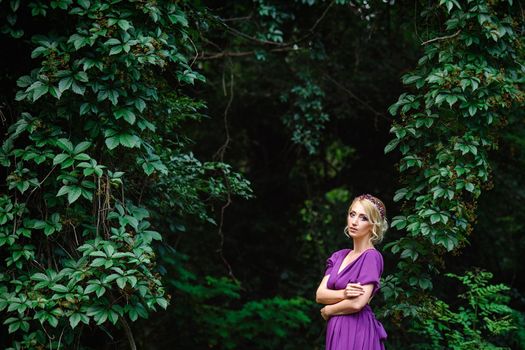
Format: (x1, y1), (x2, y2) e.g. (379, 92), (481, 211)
(347, 195), (388, 244)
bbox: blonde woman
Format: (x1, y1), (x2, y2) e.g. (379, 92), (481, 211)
(316, 194), (388, 350)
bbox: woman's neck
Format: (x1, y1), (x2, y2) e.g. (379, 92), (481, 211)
(352, 238), (374, 253)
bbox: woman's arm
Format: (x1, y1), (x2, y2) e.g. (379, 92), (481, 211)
(316, 276), (366, 305)
(315, 275), (345, 304)
(322, 283), (374, 317)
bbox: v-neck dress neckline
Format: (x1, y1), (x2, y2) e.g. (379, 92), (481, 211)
(336, 248), (376, 277)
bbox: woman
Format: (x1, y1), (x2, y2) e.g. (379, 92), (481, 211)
(316, 194), (388, 350)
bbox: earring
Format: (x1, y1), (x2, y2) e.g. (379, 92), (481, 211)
(344, 226), (351, 239)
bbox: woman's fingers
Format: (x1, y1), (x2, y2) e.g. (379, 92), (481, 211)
(344, 289), (363, 297)
(344, 283), (365, 298)
(320, 307), (329, 321)
(346, 283), (364, 290)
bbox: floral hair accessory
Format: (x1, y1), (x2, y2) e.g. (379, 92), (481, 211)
(357, 194), (386, 220)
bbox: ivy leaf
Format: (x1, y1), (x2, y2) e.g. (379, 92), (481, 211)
(67, 186), (82, 203)
(80, 103), (91, 115)
(56, 185), (69, 197)
(117, 19), (131, 31)
(74, 141), (91, 154)
(430, 213), (441, 224)
(58, 76), (73, 93)
(56, 138), (74, 153)
(384, 138), (400, 154)
(109, 46), (123, 55)
(53, 153), (70, 165)
(48, 85), (62, 99)
(85, 284), (99, 294)
(50, 284), (68, 293)
(105, 136), (119, 150)
(31, 83), (49, 101)
(157, 297), (168, 309)
(69, 313), (82, 329)
(119, 134), (140, 148)
(114, 108), (136, 124)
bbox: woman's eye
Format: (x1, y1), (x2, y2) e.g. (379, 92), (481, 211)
(361, 216), (368, 221)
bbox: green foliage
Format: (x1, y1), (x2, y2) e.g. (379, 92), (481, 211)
(157, 249), (313, 350)
(415, 269), (519, 349)
(1, 0), (524, 348)
(384, 0), (524, 298)
(383, 0), (525, 346)
(282, 73), (330, 154)
(0, 0), (251, 348)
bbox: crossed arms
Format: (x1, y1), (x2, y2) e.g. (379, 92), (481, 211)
(315, 274), (374, 319)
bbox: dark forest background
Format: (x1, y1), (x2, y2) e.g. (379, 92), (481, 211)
(0, 0), (524, 349)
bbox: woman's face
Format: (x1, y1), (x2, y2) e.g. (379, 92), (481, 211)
(347, 201), (373, 240)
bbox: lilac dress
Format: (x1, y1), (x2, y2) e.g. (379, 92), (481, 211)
(324, 248), (387, 350)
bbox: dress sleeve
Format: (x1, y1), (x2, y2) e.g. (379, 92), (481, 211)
(357, 251), (384, 295)
(324, 251), (338, 276)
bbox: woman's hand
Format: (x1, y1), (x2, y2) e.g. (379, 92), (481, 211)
(344, 282), (364, 298)
(320, 306), (331, 321)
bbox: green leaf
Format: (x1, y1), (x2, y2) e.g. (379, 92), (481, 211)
(56, 138), (74, 153)
(8, 322), (20, 333)
(119, 134), (139, 148)
(48, 85), (62, 99)
(48, 316), (58, 328)
(50, 284), (68, 293)
(109, 46), (123, 55)
(31, 273), (49, 282)
(114, 108), (136, 124)
(393, 188), (408, 202)
(85, 284), (98, 294)
(465, 182), (475, 192)
(74, 141), (91, 154)
(80, 103), (91, 115)
(430, 213), (441, 224)
(91, 258), (106, 267)
(58, 76), (73, 93)
(157, 298), (168, 309)
(53, 153), (70, 165)
(134, 98), (146, 112)
(67, 186), (82, 203)
(96, 286), (106, 297)
(57, 185), (70, 197)
(10, 0), (21, 12)
(105, 136), (119, 150)
(78, 0), (90, 9)
(445, 94), (458, 107)
(117, 19), (131, 31)
(32, 83), (49, 101)
(71, 82), (86, 95)
(384, 138), (400, 154)
(69, 313), (82, 329)
(116, 277), (127, 289)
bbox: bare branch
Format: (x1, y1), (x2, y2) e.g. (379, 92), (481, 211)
(198, 46), (300, 60)
(421, 29), (461, 45)
(324, 74), (390, 121)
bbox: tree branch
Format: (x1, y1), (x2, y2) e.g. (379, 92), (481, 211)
(421, 29), (461, 45)
(324, 74), (389, 121)
(119, 317), (137, 350)
(198, 46), (300, 60)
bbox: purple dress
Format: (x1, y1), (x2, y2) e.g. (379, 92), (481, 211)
(324, 248), (387, 350)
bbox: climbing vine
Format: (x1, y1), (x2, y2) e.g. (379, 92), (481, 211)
(0, 1), (252, 348)
(384, 0), (524, 346)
